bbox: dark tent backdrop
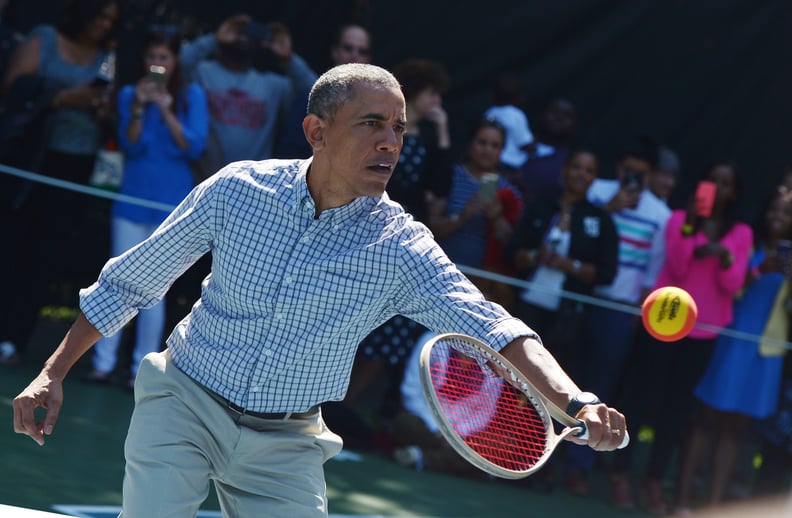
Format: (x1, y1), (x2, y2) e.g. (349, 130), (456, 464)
(10, 0), (792, 216)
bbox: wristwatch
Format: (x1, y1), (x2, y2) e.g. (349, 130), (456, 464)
(566, 391), (601, 417)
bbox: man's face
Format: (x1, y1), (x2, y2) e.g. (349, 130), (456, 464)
(316, 84), (406, 199)
(542, 100), (576, 139)
(647, 169), (677, 200)
(331, 26), (371, 65)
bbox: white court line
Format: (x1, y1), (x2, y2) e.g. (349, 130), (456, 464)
(0, 504), (72, 517)
(52, 505), (433, 518)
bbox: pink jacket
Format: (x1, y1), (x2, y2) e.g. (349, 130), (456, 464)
(654, 209), (753, 339)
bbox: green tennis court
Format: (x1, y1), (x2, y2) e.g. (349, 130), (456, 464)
(2, 362), (788, 517)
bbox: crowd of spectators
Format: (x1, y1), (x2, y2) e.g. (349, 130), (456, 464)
(0, 1), (790, 516)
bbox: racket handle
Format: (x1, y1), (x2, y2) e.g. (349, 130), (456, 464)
(574, 423), (630, 449)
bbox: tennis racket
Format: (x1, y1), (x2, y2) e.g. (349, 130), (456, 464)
(419, 333), (629, 479)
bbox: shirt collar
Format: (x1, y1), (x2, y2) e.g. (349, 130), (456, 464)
(291, 157), (384, 227)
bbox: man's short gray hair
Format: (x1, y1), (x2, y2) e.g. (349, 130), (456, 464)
(307, 64), (401, 122)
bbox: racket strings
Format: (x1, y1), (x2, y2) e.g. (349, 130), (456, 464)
(429, 342), (550, 472)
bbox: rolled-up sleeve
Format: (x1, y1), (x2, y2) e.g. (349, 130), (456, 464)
(80, 177), (220, 336)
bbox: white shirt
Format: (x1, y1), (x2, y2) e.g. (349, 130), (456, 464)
(587, 179), (671, 303)
(484, 105), (534, 168)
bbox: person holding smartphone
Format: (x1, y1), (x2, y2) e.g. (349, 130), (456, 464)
(83, 28), (209, 388)
(678, 185), (792, 512)
(178, 15), (317, 181)
(610, 161), (753, 514)
(428, 117), (523, 306)
(0, 0), (120, 366)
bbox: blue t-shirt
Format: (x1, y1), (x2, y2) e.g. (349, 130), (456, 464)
(34, 24), (108, 155)
(112, 83), (209, 224)
(438, 164), (521, 268)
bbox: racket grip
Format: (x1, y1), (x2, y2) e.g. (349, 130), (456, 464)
(574, 423), (630, 449)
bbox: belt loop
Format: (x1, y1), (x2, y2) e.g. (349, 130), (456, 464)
(282, 412), (293, 421)
(235, 403), (246, 417)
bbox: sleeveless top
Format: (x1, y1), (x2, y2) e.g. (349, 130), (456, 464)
(33, 24), (107, 155)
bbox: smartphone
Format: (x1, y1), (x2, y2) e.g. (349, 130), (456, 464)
(694, 180), (717, 218)
(478, 173), (499, 200)
(147, 65), (166, 84)
(621, 170), (643, 190)
(242, 21), (273, 43)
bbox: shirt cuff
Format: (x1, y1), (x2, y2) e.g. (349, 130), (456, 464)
(79, 282), (139, 337)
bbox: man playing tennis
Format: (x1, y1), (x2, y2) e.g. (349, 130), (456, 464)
(13, 64), (626, 517)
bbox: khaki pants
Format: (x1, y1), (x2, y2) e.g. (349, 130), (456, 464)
(120, 350), (343, 518)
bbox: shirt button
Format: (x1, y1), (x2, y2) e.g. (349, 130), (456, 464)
(250, 386), (261, 392)
(284, 276), (293, 284)
(333, 224), (340, 231)
(263, 349), (273, 357)
(301, 235), (310, 243)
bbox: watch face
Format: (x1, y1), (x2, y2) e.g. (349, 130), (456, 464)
(577, 392), (600, 405)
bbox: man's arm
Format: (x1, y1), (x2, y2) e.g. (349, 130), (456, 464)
(13, 313), (102, 446)
(500, 336), (627, 451)
(13, 175), (218, 446)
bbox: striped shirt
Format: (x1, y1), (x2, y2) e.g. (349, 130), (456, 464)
(80, 159), (535, 412)
(587, 179), (671, 304)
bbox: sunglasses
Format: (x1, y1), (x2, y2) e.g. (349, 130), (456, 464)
(340, 44), (370, 56)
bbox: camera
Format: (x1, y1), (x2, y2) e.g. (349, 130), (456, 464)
(242, 21), (273, 43)
(621, 170), (643, 190)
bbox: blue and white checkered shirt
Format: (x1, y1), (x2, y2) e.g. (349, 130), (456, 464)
(80, 159), (536, 412)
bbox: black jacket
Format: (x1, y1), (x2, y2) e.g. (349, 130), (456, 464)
(504, 197), (619, 295)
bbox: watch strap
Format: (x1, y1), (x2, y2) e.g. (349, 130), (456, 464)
(566, 392), (601, 417)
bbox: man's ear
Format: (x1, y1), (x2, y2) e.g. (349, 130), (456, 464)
(303, 114), (327, 151)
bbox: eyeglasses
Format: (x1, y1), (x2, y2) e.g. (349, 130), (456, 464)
(148, 24), (180, 36)
(340, 44), (370, 56)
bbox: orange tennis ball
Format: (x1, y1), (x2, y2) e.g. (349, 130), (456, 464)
(641, 286), (698, 342)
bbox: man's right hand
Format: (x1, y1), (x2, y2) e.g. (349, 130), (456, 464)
(12, 313), (102, 446)
(13, 370), (64, 446)
(605, 185), (641, 212)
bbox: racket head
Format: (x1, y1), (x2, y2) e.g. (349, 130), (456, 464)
(419, 333), (576, 479)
